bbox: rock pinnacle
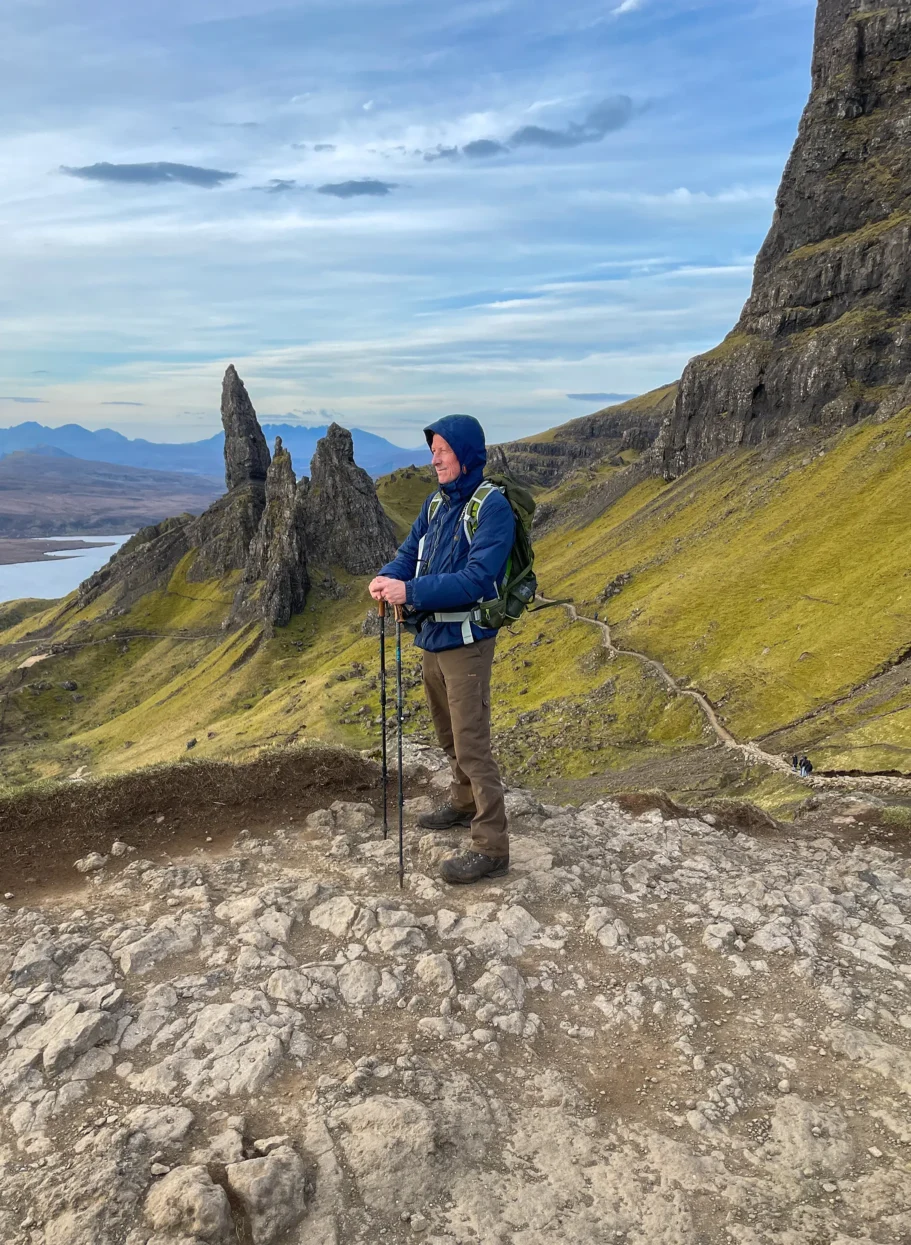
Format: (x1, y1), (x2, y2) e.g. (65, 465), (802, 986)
(222, 365), (271, 491)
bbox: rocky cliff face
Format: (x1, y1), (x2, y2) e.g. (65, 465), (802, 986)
(79, 375), (391, 630)
(298, 423), (397, 575)
(235, 437), (309, 632)
(79, 368), (270, 610)
(498, 388), (673, 487)
(662, 0), (911, 477)
(221, 365), (270, 490)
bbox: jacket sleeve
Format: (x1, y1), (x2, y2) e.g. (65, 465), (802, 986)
(377, 498), (430, 581)
(407, 491), (515, 612)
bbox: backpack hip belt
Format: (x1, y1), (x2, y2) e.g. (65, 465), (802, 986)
(431, 609), (483, 645)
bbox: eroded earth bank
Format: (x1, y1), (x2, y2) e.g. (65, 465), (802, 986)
(3, 746), (911, 1244)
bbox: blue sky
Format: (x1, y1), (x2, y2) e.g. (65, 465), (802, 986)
(0, 0), (816, 445)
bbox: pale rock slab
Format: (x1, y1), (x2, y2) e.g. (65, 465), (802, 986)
(75, 852), (108, 874)
(214, 895), (264, 926)
(474, 966), (526, 1012)
(144, 1165), (233, 1242)
(826, 1024), (911, 1095)
(702, 922), (736, 952)
(266, 967), (337, 1008)
(310, 896), (359, 938)
(338, 960), (381, 1006)
(366, 925), (427, 957)
(748, 919), (795, 955)
(330, 801), (376, 833)
(62, 947), (117, 989)
(23, 1002), (116, 1075)
(414, 953), (456, 994)
(119, 918), (198, 975)
(226, 1147), (311, 1243)
(120, 984), (179, 1051)
(339, 1095), (438, 1215)
(759, 1096), (853, 1177)
(127, 1104), (195, 1147)
(9, 936), (59, 986)
(497, 904), (541, 949)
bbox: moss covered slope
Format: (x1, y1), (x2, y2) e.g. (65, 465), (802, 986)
(2, 404), (907, 801)
(535, 405), (911, 772)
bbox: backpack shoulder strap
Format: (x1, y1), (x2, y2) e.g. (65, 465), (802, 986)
(416, 491), (445, 577)
(462, 482), (501, 543)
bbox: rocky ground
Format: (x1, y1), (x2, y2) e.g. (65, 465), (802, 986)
(2, 745), (911, 1244)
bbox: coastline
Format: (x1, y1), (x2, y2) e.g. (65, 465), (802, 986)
(0, 537), (116, 567)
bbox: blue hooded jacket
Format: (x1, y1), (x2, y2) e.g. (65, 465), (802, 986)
(378, 414), (515, 652)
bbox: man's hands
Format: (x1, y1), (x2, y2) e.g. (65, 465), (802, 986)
(368, 576), (407, 606)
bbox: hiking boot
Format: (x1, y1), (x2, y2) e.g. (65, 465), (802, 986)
(417, 804), (475, 831)
(440, 851), (509, 885)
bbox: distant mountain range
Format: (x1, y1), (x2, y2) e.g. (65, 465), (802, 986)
(0, 421), (425, 479)
(0, 451), (224, 537)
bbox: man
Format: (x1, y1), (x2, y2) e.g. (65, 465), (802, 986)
(369, 415), (515, 884)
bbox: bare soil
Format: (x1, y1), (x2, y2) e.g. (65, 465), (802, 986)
(0, 746), (381, 903)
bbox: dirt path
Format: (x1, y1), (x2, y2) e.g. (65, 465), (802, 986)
(541, 596), (911, 796)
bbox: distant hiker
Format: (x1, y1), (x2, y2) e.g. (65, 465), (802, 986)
(369, 415), (515, 884)
(792, 754), (799, 771)
(798, 755), (813, 778)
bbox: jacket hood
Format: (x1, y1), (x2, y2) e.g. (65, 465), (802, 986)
(424, 414), (487, 476)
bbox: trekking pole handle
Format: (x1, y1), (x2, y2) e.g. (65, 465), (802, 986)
(377, 600), (386, 618)
(394, 604), (405, 624)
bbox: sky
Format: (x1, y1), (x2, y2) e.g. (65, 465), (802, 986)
(0, 0), (817, 446)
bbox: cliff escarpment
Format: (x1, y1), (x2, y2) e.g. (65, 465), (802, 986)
(663, 0), (911, 477)
(497, 386), (674, 487)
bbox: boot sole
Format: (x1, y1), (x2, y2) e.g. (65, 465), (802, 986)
(416, 818), (473, 831)
(442, 861), (509, 884)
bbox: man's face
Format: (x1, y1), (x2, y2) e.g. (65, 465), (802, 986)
(431, 434), (461, 485)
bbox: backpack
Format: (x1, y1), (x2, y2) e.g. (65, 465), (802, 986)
(418, 472), (538, 634)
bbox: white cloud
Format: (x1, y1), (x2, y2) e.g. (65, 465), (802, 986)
(0, 0), (814, 442)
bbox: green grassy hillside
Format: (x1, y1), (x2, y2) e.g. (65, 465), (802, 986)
(375, 465), (436, 540)
(536, 405), (911, 772)
(1, 403), (907, 807)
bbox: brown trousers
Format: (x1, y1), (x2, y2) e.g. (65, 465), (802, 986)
(421, 637), (508, 859)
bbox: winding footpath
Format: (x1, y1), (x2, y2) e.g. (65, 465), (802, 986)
(540, 597), (911, 797)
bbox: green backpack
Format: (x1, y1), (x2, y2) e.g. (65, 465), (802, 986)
(423, 472), (538, 632)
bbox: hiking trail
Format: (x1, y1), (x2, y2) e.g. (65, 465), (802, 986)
(540, 597), (911, 797)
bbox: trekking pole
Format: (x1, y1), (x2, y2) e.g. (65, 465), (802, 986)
(394, 603), (405, 889)
(378, 600), (388, 841)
